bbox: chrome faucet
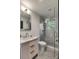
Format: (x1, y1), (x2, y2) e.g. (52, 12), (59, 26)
(25, 33), (29, 37)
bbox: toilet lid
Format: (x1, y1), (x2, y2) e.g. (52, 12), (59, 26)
(38, 41), (46, 45)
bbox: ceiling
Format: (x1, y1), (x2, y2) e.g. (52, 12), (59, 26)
(21, 0), (58, 18)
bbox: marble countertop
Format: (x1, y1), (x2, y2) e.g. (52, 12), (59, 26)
(20, 36), (39, 44)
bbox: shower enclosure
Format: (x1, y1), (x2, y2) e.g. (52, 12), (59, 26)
(39, 17), (59, 59)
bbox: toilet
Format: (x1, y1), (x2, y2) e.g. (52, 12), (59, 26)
(38, 41), (47, 54)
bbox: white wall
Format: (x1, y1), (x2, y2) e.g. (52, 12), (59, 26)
(30, 12), (40, 37)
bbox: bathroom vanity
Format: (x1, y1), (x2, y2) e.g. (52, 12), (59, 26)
(20, 36), (39, 59)
(20, 9), (39, 59)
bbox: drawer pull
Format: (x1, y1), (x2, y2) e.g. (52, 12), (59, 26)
(32, 54), (38, 59)
(30, 50), (34, 54)
(30, 45), (35, 48)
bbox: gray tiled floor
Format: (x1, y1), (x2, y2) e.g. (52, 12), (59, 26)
(37, 46), (59, 59)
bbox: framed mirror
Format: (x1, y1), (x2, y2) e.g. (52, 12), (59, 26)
(20, 10), (31, 31)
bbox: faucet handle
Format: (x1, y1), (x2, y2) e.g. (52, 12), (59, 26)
(30, 35), (32, 37)
(26, 33), (29, 37)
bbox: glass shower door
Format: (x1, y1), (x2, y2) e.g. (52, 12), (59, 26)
(45, 18), (59, 59)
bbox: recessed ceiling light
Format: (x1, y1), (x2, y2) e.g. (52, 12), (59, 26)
(39, 0), (43, 2)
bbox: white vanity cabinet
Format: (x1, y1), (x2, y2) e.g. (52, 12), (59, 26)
(21, 37), (39, 59)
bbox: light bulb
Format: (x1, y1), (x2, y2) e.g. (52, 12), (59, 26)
(26, 9), (31, 15)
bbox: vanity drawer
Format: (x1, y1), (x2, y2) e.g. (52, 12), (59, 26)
(28, 40), (38, 46)
(28, 40), (38, 58)
(29, 41), (38, 52)
(29, 48), (38, 58)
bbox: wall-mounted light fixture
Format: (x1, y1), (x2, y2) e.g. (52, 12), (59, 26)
(25, 9), (31, 15)
(21, 6), (31, 15)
